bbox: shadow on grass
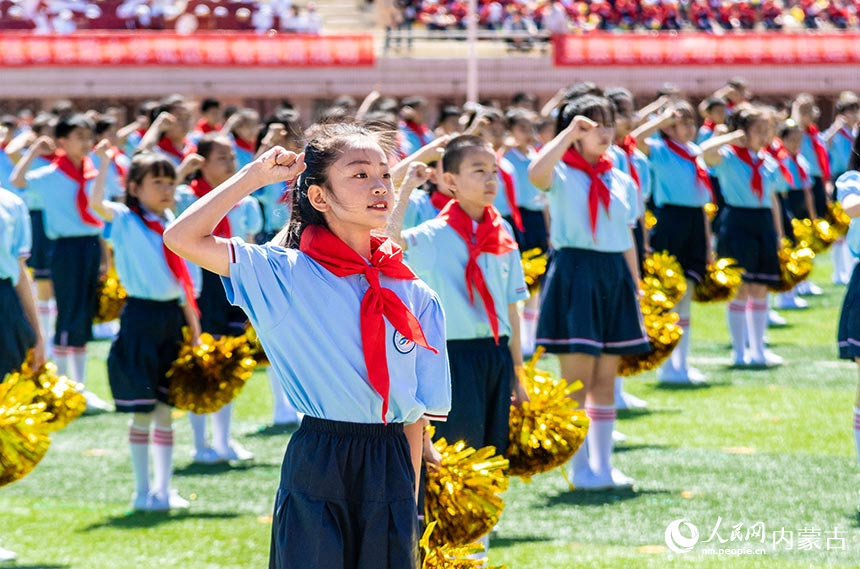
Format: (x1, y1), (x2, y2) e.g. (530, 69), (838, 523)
(7, 565), (70, 569)
(247, 424), (299, 438)
(616, 408), (681, 422)
(173, 461), (277, 477)
(544, 487), (670, 508)
(80, 510), (240, 532)
(489, 535), (553, 548)
(613, 443), (672, 454)
(652, 382), (714, 392)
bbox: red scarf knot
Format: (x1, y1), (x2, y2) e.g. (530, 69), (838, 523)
(730, 145), (765, 201)
(617, 135), (641, 190)
(429, 190), (453, 212)
(497, 158), (524, 232)
(766, 139), (795, 187)
(158, 137), (193, 162)
(234, 137), (256, 154)
(703, 119), (716, 132)
(805, 124), (832, 180)
(561, 147), (613, 241)
(661, 133), (715, 203)
(53, 149), (103, 228)
(402, 120), (432, 148)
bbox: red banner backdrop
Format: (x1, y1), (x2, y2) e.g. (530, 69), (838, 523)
(553, 33), (860, 66)
(0, 33), (375, 67)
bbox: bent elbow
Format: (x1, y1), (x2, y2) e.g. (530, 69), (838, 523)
(162, 225), (183, 254)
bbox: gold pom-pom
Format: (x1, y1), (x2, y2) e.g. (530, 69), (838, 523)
(5, 357), (86, 432)
(825, 202), (851, 238)
(520, 248), (548, 295)
(768, 243), (815, 293)
(790, 218), (837, 253)
(0, 374), (53, 487)
(641, 251), (687, 310)
(644, 209), (657, 230)
(693, 258), (744, 303)
(507, 348), (588, 481)
(94, 267), (128, 324)
(420, 521), (507, 569)
(618, 310), (683, 377)
(166, 330), (257, 414)
(424, 428), (509, 548)
(244, 325), (270, 368)
(704, 202), (718, 220)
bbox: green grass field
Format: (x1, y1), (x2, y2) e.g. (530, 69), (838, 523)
(2, 253), (859, 568)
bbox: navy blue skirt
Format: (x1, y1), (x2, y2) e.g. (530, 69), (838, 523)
(269, 416), (418, 569)
(199, 268), (248, 337)
(717, 207), (780, 285)
(510, 208), (549, 253)
(107, 297), (184, 413)
(811, 176), (827, 219)
(433, 337), (513, 456)
(838, 263), (860, 360)
(26, 210), (54, 280)
(537, 248), (649, 356)
(651, 204), (708, 283)
(51, 235), (100, 347)
(0, 278), (36, 377)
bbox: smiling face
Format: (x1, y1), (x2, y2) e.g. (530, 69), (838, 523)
(443, 146), (498, 210)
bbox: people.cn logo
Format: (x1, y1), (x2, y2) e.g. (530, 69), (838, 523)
(665, 519), (699, 553)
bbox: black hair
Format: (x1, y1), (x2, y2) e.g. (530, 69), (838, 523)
(137, 100), (159, 120)
(511, 92), (537, 109)
(702, 96), (727, 112)
(152, 94), (185, 123)
(1, 114), (17, 128)
(562, 81), (602, 104)
(277, 122), (387, 248)
(603, 87), (634, 114)
(848, 130), (860, 172)
(200, 97), (221, 113)
(32, 112), (56, 137)
(441, 134), (493, 175)
(50, 99), (74, 119)
(727, 76), (748, 90)
(836, 91), (860, 114)
(332, 95), (357, 111)
(257, 108), (304, 150)
(124, 152), (176, 211)
(505, 107), (535, 130)
(54, 114), (94, 139)
(556, 94), (615, 136)
(437, 105), (461, 127)
(229, 108), (260, 135)
(462, 105), (503, 131)
(401, 96), (427, 110)
(778, 119), (801, 140)
(94, 116), (117, 137)
(195, 133), (233, 160)
(727, 105), (766, 133)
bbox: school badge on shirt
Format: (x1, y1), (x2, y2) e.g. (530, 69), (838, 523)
(392, 330), (416, 354)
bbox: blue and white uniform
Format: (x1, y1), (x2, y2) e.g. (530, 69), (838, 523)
(836, 171), (860, 359)
(505, 147), (549, 252)
(0, 187), (36, 376)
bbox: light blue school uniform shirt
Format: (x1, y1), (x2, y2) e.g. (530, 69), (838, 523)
(647, 137), (711, 207)
(493, 156), (516, 217)
(0, 150), (13, 190)
(18, 154), (53, 211)
(402, 217), (529, 340)
(103, 203), (201, 301)
(123, 130), (144, 156)
(175, 184), (264, 239)
(713, 146), (781, 209)
(0, 187), (31, 284)
(24, 163), (103, 239)
(829, 128), (855, 176)
(545, 162), (638, 252)
(504, 148), (546, 212)
(398, 124), (435, 157)
(836, 171), (860, 257)
(800, 131), (826, 178)
(222, 238), (451, 424)
(696, 125), (715, 145)
(253, 183), (291, 235)
(231, 138), (256, 169)
(781, 153), (812, 191)
(403, 190), (442, 230)
(608, 144), (651, 216)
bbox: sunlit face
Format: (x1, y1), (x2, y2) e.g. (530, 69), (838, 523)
(577, 115), (615, 159)
(510, 119), (536, 148)
(708, 105), (727, 125)
(167, 103), (192, 137)
(745, 118), (771, 151)
(443, 146), (498, 210)
(613, 98), (635, 139)
(58, 126), (94, 162)
(664, 111), (697, 144)
(132, 172), (175, 215)
(200, 142), (237, 186)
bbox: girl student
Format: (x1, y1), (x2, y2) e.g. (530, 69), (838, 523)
(631, 100), (737, 385)
(529, 95), (650, 490)
(137, 95), (196, 167)
(834, 134), (860, 467)
(222, 107), (263, 169)
(88, 146), (201, 511)
(701, 105), (785, 368)
(163, 122), (450, 568)
(826, 92), (860, 285)
(174, 133), (263, 464)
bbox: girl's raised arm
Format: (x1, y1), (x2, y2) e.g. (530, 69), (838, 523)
(164, 147), (305, 277)
(528, 115), (596, 191)
(90, 139), (115, 222)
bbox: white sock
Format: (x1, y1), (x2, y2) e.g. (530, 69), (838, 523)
(71, 347), (87, 387)
(854, 407), (860, 467)
(211, 402), (233, 456)
(670, 287), (693, 372)
(53, 345), (70, 378)
(614, 377), (624, 402)
(585, 404), (616, 479)
(36, 299), (54, 354)
(268, 368), (297, 425)
(727, 299), (747, 360)
(833, 240), (846, 282)
(521, 307), (539, 356)
(129, 424), (150, 496)
(843, 243), (858, 282)
(151, 427), (174, 498)
(747, 299), (769, 361)
(189, 412), (208, 453)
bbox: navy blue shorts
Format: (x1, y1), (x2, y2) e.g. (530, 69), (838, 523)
(782, 188), (811, 222)
(710, 175), (726, 233)
(51, 236), (101, 347)
(717, 207), (780, 285)
(269, 416), (418, 569)
(810, 176), (828, 219)
(433, 337), (513, 456)
(26, 210), (54, 280)
(537, 248), (649, 356)
(0, 278), (36, 377)
(199, 268), (247, 337)
(777, 191), (801, 245)
(107, 298), (184, 413)
(632, 217), (646, 273)
(838, 263), (860, 360)
(651, 204), (708, 283)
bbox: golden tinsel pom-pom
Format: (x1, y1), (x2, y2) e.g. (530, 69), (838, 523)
(5, 357), (86, 432)
(520, 248), (548, 295)
(508, 348), (589, 481)
(704, 202), (719, 220)
(618, 311), (684, 377)
(420, 521), (507, 569)
(94, 268), (128, 324)
(0, 374), (53, 487)
(166, 331), (257, 414)
(825, 202), (851, 238)
(244, 325), (270, 367)
(424, 428), (509, 548)
(790, 218), (837, 253)
(768, 243), (815, 293)
(693, 258), (744, 303)
(644, 209), (657, 230)
(641, 251), (687, 311)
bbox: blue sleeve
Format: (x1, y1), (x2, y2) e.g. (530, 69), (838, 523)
(712, 146), (733, 178)
(222, 237), (295, 332)
(174, 186), (196, 215)
(402, 222), (438, 276)
(646, 137), (670, 168)
(12, 199), (31, 257)
(24, 166), (51, 197)
(506, 248), (529, 304)
(103, 202), (130, 247)
(243, 197), (264, 236)
(837, 171), (860, 204)
(415, 292), (451, 421)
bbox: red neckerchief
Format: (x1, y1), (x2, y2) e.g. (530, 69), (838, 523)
(789, 152), (810, 187)
(53, 150), (102, 227)
(730, 145), (764, 201)
(661, 133), (715, 202)
(497, 158), (524, 231)
(805, 124), (832, 180)
(766, 139), (795, 187)
(131, 206), (199, 315)
(402, 120), (432, 147)
(157, 136), (192, 162)
(429, 190), (452, 212)
(195, 118), (219, 134)
(703, 119), (716, 132)
(234, 137), (256, 154)
(436, 200), (518, 345)
(617, 135), (641, 190)
(107, 146), (127, 182)
(839, 126), (854, 141)
(189, 177), (232, 238)
(135, 128), (147, 138)
(561, 147), (613, 241)
(299, 225), (438, 423)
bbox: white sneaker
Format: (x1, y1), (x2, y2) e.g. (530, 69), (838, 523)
(191, 447), (224, 465)
(767, 310), (787, 327)
(218, 442), (254, 462)
(612, 430), (627, 443)
(749, 350), (784, 368)
(83, 390), (113, 414)
(774, 294), (808, 310)
(147, 489), (190, 512)
(571, 465), (612, 491)
(92, 320), (120, 340)
(731, 351), (748, 367)
(609, 467), (635, 489)
(0, 546), (17, 562)
(616, 390), (649, 410)
(796, 281), (823, 296)
(658, 366), (707, 385)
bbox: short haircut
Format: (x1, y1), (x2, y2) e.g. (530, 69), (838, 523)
(836, 91), (860, 114)
(95, 116), (117, 136)
(441, 135), (493, 174)
(200, 97), (221, 113)
(701, 96), (727, 112)
(55, 113), (95, 139)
